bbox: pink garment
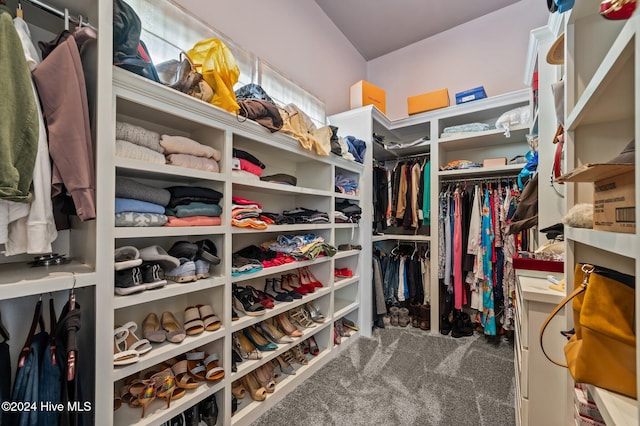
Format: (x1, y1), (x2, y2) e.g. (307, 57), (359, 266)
(166, 153), (219, 173)
(453, 190), (466, 309)
(238, 158), (263, 176)
(231, 196), (262, 209)
(160, 135), (221, 161)
(164, 216), (221, 227)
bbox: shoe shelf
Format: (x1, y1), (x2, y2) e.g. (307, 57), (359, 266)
(333, 299), (359, 318)
(231, 322), (331, 378)
(231, 287), (332, 333)
(334, 193), (360, 201)
(113, 326), (226, 382)
(116, 158), (226, 184)
(231, 178), (333, 198)
(113, 276), (226, 309)
(565, 227), (637, 259)
(333, 276), (360, 290)
(231, 223), (332, 234)
(333, 249), (361, 259)
(114, 380), (224, 426)
(114, 226), (228, 239)
(231, 348), (333, 426)
(438, 163), (524, 179)
(584, 384), (637, 426)
(0, 261), (96, 301)
(230, 257), (333, 283)
(333, 222), (360, 229)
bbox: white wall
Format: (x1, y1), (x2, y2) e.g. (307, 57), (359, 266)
(174, 0), (367, 116)
(367, 0), (549, 120)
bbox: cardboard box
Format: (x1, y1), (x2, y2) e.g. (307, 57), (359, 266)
(455, 86), (487, 104)
(483, 157), (507, 167)
(559, 163), (635, 233)
(350, 80), (386, 114)
(407, 88), (449, 115)
(574, 386), (605, 423)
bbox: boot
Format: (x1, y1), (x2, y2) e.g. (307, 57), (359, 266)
(398, 307), (410, 327)
(183, 404), (199, 426)
(169, 413), (184, 426)
(419, 303), (430, 331)
(451, 311), (474, 338)
(199, 394), (218, 426)
(440, 312), (452, 335)
(389, 306), (400, 326)
(410, 303), (421, 328)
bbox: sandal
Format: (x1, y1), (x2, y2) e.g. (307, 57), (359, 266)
(307, 336), (319, 356)
(266, 278), (294, 302)
(171, 360), (200, 389)
(305, 302), (325, 323)
(186, 351), (207, 381)
(160, 311), (186, 343)
(248, 286), (275, 309)
(242, 371), (267, 401)
(289, 344), (308, 365)
(141, 312), (166, 343)
(203, 353), (225, 381)
(115, 322), (152, 356)
(289, 307), (316, 328)
(197, 304), (221, 332)
(232, 284), (266, 316)
(184, 306), (205, 336)
(113, 328), (139, 366)
(274, 354), (296, 375)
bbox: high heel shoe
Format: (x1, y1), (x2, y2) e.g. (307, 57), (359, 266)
(274, 354), (296, 375)
(243, 326), (278, 351)
(233, 332), (262, 359)
(288, 273), (311, 295)
(232, 380), (246, 399)
(242, 372), (267, 401)
(289, 344), (308, 365)
(232, 284), (266, 316)
(254, 363), (276, 393)
(289, 306), (316, 328)
(307, 336), (319, 356)
(260, 319), (294, 344)
(279, 274), (303, 298)
(152, 369), (178, 409)
(302, 266), (323, 288)
(305, 302), (325, 323)
(296, 269), (316, 293)
(266, 278), (294, 302)
(248, 286), (275, 309)
(275, 313), (303, 337)
(137, 381), (156, 418)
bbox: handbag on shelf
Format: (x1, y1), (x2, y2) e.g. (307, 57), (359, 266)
(600, 0), (637, 19)
(540, 263), (637, 399)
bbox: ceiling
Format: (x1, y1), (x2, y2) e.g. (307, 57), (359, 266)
(314, 0), (522, 60)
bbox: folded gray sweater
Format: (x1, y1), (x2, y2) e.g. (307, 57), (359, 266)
(116, 176), (171, 207)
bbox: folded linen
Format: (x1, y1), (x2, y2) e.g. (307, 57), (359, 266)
(165, 202), (222, 218)
(166, 153), (219, 173)
(164, 216), (222, 227)
(116, 140), (166, 164)
(161, 135), (222, 161)
(166, 186), (223, 205)
(237, 158), (263, 176)
(115, 211), (168, 227)
(116, 177), (171, 207)
(231, 196), (262, 209)
(115, 197), (166, 214)
(116, 121), (163, 153)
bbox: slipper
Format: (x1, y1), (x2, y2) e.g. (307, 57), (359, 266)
(171, 360), (200, 389)
(186, 351), (207, 381)
(168, 240), (198, 260)
(139, 245), (180, 271)
(195, 239), (221, 265)
(203, 353), (225, 381)
(197, 304), (221, 331)
(184, 306), (205, 335)
(114, 246), (143, 271)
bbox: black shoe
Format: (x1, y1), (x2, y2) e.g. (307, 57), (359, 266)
(183, 404), (199, 426)
(232, 396), (238, 416)
(199, 395), (218, 426)
(440, 313), (452, 335)
(451, 311), (474, 338)
(169, 413), (184, 426)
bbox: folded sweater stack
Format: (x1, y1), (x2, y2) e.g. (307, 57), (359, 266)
(115, 121), (166, 164)
(165, 186), (223, 227)
(162, 135), (221, 173)
(231, 196), (267, 230)
(114, 177), (170, 227)
(232, 148), (265, 179)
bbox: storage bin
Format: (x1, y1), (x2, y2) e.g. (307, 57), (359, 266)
(350, 80), (386, 114)
(407, 88), (449, 115)
(455, 86), (487, 104)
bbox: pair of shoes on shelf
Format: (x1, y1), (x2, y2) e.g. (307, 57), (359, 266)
(141, 312), (186, 344)
(337, 243), (362, 251)
(260, 318), (294, 344)
(334, 268), (353, 278)
(233, 332), (262, 360)
(233, 284), (266, 316)
(297, 267), (323, 291)
(279, 274), (306, 297)
(265, 277), (294, 302)
(114, 322), (153, 366)
(288, 306), (316, 329)
(114, 263), (167, 296)
(186, 350), (225, 382)
(301, 336), (320, 356)
(127, 368), (179, 418)
(247, 286), (275, 309)
(168, 239), (221, 280)
(183, 305), (221, 336)
(243, 326), (278, 351)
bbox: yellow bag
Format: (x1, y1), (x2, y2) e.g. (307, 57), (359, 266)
(540, 263), (636, 398)
(187, 38), (240, 113)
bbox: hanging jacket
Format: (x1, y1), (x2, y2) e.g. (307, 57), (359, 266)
(0, 6), (38, 203)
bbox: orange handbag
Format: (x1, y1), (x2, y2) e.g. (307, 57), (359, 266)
(540, 263), (637, 399)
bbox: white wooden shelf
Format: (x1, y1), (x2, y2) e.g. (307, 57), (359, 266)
(0, 262), (95, 300)
(334, 193), (360, 201)
(231, 177), (333, 197)
(333, 249), (361, 259)
(333, 222), (360, 229)
(116, 157), (226, 183)
(371, 234), (431, 242)
(230, 257), (333, 283)
(333, 299), (359, 318)
(565, 227), (637, 259)
(114, 226), (227, 239)
(231, 224), (331, 234)
(333, 276), (360, 290)
(437, 125), (530, 150)
(585, 385), (638, 426)
(439, 163), (523, 179)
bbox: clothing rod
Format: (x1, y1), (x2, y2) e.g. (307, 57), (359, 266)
(24, 0), (98, 30)
(439, 173), (520, 184)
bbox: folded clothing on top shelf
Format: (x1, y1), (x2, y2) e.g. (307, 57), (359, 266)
(116, 140), (166, 164)
(116, 121), (163, 153)
(335, 174), (358, 195)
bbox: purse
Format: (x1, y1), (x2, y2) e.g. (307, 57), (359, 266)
(600, 0), (637, 19)
(540, 263), (636, 398)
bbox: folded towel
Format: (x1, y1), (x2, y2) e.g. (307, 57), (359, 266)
(116, 121), (163, 153)
(237, 158), (263, 176)
(116, 140), (166, 164)
(115, 212), (168, 227)
(166, 153), (219, 173)
(116, 177), (171, 207)
(161, 135), (222, 161)
(232, 196), (262, 209)
(165, 202), (222, 218)
(164, 216), (222, 227)
(115, 197), (166, 214)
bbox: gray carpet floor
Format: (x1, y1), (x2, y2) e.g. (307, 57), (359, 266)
(249, 326), (516, 426)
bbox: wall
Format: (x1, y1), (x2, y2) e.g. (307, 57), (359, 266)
(367, 0), (549, 120)
(174, 0), (367, 116)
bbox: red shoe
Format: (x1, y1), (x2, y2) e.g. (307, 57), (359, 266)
(303, 267), (323, 288)
(295, 269), (316, 293)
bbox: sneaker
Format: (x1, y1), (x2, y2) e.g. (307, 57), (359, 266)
(195, 259), (210, 279)
(114, 246), (142, 271)
(114, 267), (146, 295)
(140, 262), (167, 290)
(165, 258), (197, 283)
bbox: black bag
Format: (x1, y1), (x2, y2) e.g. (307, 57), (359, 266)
(235, 83), (276, 105)
(113, 0), (160, 83)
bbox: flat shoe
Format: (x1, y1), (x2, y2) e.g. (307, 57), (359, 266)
(197, 304), (221, 331)
(141, 312), (166, 343)
(184, 306), (205, 336)
(161, 311), (186, 343)
(203, 353), (225, 381)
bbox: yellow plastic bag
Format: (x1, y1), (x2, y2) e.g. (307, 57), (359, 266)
(187, 38), (240, 113)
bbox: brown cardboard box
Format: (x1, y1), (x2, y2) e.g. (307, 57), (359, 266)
(407, 88), (449, 115)
(483, 157), (507, 167)
(559, 164), (635, 233)
(350, 80), (386, 114)
(592, 171), (635, 233)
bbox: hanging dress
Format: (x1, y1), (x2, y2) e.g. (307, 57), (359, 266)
(481, 189), (496, 335)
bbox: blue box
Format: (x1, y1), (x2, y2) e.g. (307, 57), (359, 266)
(455, 86), (487, 104)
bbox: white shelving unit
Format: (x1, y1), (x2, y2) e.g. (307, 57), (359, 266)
(561, 3), (639, 424)
(330, 88), (532, 333)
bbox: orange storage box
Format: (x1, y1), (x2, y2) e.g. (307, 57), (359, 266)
(408, 88), (450, 115)
(350, 80), (386, 114)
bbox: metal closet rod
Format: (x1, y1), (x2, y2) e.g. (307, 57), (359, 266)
(23, 0), (97, 30)
(440, 173), (520, 184)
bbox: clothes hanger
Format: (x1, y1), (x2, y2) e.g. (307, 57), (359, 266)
(16, 1), (23, 18)
(0, 311), (9, 342)
(18, 296), (44, 368)
(49, 296), (57, 366)
(67, 274), (77, 380)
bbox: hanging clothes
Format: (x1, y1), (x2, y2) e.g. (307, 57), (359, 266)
(481, 189), (496, 336)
